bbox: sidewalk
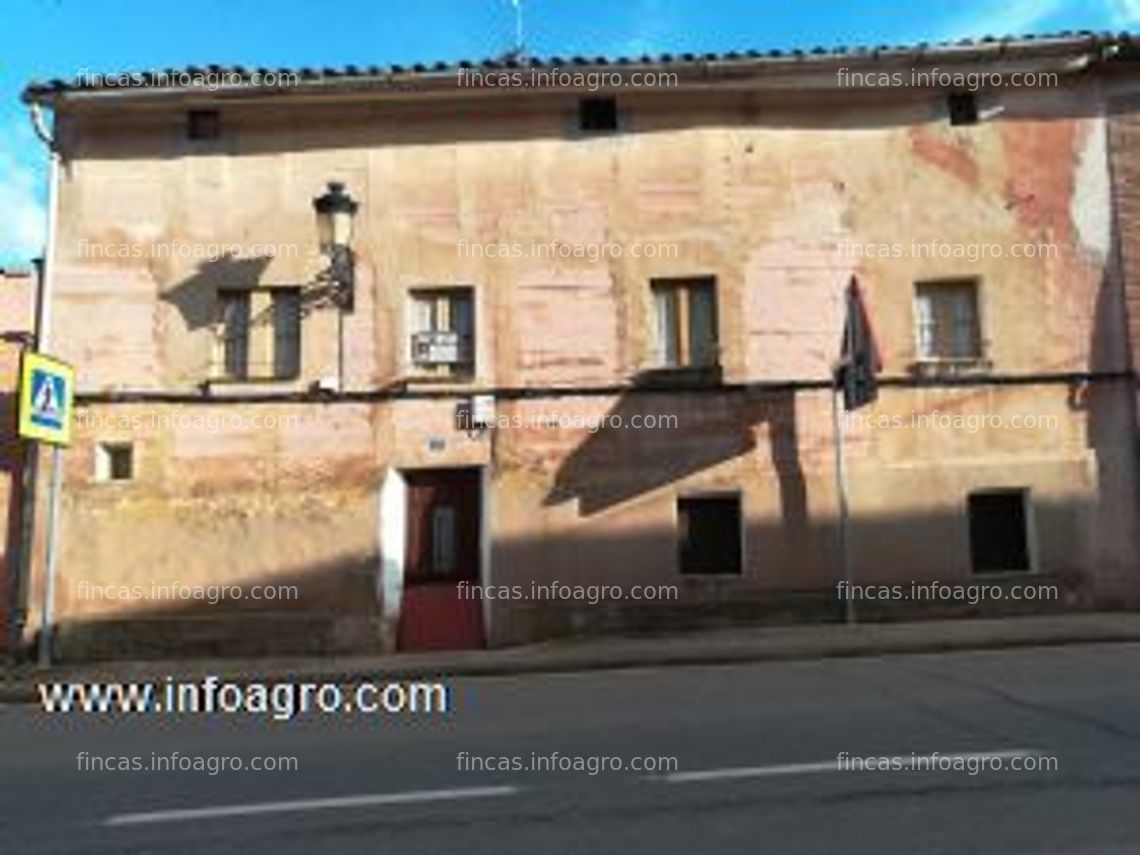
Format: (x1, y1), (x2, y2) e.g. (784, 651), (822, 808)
(5, 612), (1140, 703)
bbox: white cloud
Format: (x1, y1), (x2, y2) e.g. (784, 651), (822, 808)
(931, 0), (1140, 42)
(933, 0), (1067, 42)
(1106, 0), (1140, 26)
(0, 121), (46, 265)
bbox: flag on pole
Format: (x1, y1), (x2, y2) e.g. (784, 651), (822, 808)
(834, 276), (882, 411)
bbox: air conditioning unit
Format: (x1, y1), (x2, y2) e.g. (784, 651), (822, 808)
(412, 330), (461, 364)
(470, 394), (495, 428)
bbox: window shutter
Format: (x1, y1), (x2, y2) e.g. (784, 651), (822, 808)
(915, 290), (934, 359)
(689, 283), (717, 367)
(273, 290), (302, 378)
(950, 289), (976, 358)
(222, 291), (251, 379)
(654, 287), (678, 366)
(452, 293), (475, 364)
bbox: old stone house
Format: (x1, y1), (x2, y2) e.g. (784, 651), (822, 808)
(13, 32), (1140, 659)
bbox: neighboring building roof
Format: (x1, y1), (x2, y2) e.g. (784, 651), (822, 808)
(22, 30), (1139, 103)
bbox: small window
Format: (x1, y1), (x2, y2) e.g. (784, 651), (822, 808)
(678, 496), (742, 575)
(652, 277), (718, 368)
(217, 288), (302, 381)
(948, 92), (978, 126)
(430, 504), (457, 576)
(968, 489), (1032, 574)
(410, 287), (475, 376)
(914, 280), (982, 361)
(187, 109), (220, 141)
(579, 96), (618, 132)
(96, 443), (134, 483)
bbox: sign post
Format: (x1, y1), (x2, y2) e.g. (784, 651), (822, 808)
(832, 276), (882, 626)
(18, 352), (75, 666)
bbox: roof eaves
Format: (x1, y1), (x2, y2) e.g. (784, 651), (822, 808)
(20, 31), (1128, 104)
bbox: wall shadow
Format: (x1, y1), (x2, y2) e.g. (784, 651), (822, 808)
(45, 548), (382, 662)
(5, 436), (1113, 665)
(160, 255), (275, 331)
(478, 496), (1098, 646)
(545, 380), (807, 523)
(1083, 193), (1140, 603)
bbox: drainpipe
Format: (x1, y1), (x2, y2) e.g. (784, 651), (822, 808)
(11, 103), (62, 659)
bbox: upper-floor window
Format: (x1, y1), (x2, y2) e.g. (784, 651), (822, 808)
(947, 92), (978, 126)
(651, 277), (718, 368)
(217, 288), (301, 381)
(914, 279), (982, 361)
(187, 109), (221, 141)
(579, 96), (618, 132)
(430, 504), (458, 576)
(409, 287), (475, 377)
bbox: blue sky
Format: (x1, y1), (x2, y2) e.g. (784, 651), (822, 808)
(1, 0), (1136, 265)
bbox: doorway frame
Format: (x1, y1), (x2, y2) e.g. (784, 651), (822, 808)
(378, 463), (491, 648)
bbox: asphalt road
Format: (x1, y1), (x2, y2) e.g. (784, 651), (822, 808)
(3, 643), (1140, 854)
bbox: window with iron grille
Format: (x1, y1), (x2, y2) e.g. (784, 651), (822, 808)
(914, 280), (982, 361)
(409, 288), (475, 376)
(217, 288), (301, 380)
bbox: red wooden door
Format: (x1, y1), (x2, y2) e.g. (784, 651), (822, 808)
(398, 468), (485, 651)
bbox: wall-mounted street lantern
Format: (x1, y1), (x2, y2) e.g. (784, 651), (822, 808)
(312, 181), (359, 311)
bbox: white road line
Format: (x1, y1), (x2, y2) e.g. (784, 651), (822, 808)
(104, 785), (520, 827)
(653, 749), (1040, 784)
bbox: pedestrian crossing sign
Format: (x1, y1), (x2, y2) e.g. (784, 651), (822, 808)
(18, 352), (75, 446)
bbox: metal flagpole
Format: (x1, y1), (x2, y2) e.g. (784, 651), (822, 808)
(834, 284), (856, 625)
(832, 385), (854, 624)
(30, 104), (65, 665)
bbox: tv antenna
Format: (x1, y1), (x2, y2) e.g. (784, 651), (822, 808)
(507, 0), (525, 60)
